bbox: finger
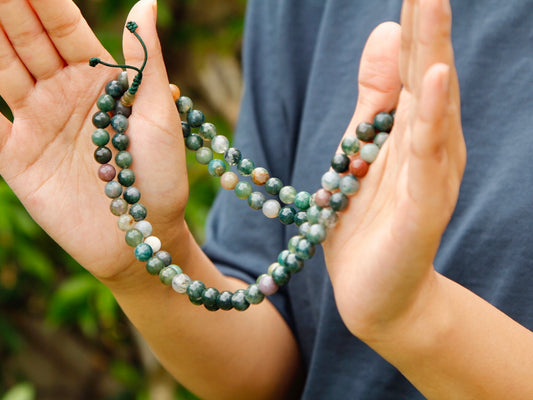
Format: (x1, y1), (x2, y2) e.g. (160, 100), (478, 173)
(28, 0), (107, 65)
(399, 0), (415, 91)
(0, 110), (12, 149)
(0, 0), (63, 80)
(348, 22), (402, 131)
(0, 25), (35, 108)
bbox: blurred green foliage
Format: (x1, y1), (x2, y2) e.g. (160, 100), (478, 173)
(0, 0), (245, 398)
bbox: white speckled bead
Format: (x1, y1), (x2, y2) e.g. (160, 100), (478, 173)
(321, 171), (340, 191)
(118, 214), (136, 231)
(220, 171), (239, 190)
(262, 199), (281, 218)
(172, 273), (191, 294)
(144, 236), (162, 253)
(211, 135), (230, 154)
(135, 220), (153, 237)
(360, 143), (380, 163)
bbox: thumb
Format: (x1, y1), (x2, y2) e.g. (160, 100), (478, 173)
(122, 0), (174, 119)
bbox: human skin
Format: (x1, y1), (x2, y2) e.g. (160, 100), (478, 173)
(0, 0), (532, 399)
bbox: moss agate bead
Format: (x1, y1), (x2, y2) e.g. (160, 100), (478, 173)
(331, 153), (350, 173)
(98, 164), (116, 182)
(217, 291), (234, 310)
(349, 158), (369, 178)
(360, 143), (380, 163)
(112, 133), (130, 151)
(285, 253), (303, 273)
(172, 273), (191, 294)
(307, 224), (327, 244)
(92, 129), (110, 146)
(129, 203), (147, 221)
(202, 287), (220, 311)
(356, 122), (376, 142)
(92, 111), (111, 128)
(181, 121), (191, 137)
(373, 112), (394, 132)
(97, 94), (116, 112)
(288, 235), (302, 253)
(341, 136), (360, 156)
(144, 236), (162, 253)
(374, 132), (389, 148)
(106, 80), (125, 98)
(258, 274), (278, 296)
(110, 198), (128, 216)
(159, 264), (182, 285)
(189, 295), (203, 306)
(185, 134), (203, 151)
(134, 243), (153, 262)
(224, 147), (242, 166)
(111, 114), (129, 133)
(234, 181), (252, 199)
(278, 206), (296, 225)
(247, 192), (265, 210)
(116, 151), (133, 169)
(298, 222), (311, 236)
(187, 109), (205, 128)
(237, 158), (255, 176)
(187, 280), (206, 301)
(105, 181), (122, 198)
(251, 167), (269, 185)
(245, 284), (265, 305)
(155, 251), (172, 266)
(146, 256), (165, 275)
(279, 186), (297, 204)
(231, 289), (250, 311)
(306, 205), (322, 224)
(277, 249), (290, 266)
(330, 192), (349, 211)
(318, 207), (338, 228)
(295, 238), (315, 260)
(125, 229), (144, 247)
(294, 191), (311, 210)
(265, 177), (283, 195)
(211, 135), (229, 154)
(207, 159), (227, 177)
(262, 199), (281, 219)
(321, 171), (340, 191)
(115, 102), (132, 118)
(271, 265), (291, 286)
(118, 169), (135, 187)
(118, 71), (129, 90)
(339, 175), (360, 196)
(123, 186), (141, 204)
(294, 211), (308, 226)
(117, 214), (136, 231)
(195, 147), (213, 165)
(199, 122), (216, 139)
(177, 96), (193, 114)
(135, 221), (152, 237)
(94, 146), (112, 164)
(220, 171), (239, 190)
(314, 189), (332, 208)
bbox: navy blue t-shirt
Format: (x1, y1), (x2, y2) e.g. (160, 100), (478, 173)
(203, 1), (533, 398)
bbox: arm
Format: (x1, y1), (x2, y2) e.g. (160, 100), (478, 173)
(0, 0), (299, 399)
(323, 0), (533, 398)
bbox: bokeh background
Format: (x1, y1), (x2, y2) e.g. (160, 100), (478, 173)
(0, 0), (245, 399)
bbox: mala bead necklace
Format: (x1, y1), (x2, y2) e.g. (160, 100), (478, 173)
(89, 22), (393, 311)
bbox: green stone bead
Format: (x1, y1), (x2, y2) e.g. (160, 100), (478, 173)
(187, 109), (205, 128)
(248, 192), (265, 210)
(94, 146), (112, 164)
(129, 203), (147, 221)
(331, 153), (350, 173)
(112, 133), (130, 151)
(146, 256), (165, 275)
(187, 280), (206, 300)
(306, 224), (327, 244)
(199, 122), (216, 139)
(277, 250), (290, 266)
(177, 96), (193, 113)
(341, 136), (360, 156)
(92, 129), (110, 146)
(360, 143), (380, 163)
(295, 238), (315, 260)
(125, 229), (144, 247)
(294, 191), (311, 210)
(298, 222), (311, 237)
(110, 198), (128, 216)
(237, 158), (255, 176)
(202, 287), (220, 311)
(245, 284), (265, 305)
(224, 148), (242, 165)
(234, 181), (252, 199)
(288, 235), (303, 253)
(373, 111), (394, 132)
(267, 262), (280, 275)
(285, 253), (303, 273)
(159, 265), (182, 285)
(181, 121), (191, 137)
(189, 295), (203, 306)
(356, 121), (376, 142)
(156, 252), (173, 267)
(330, 192), (349, 211)
(92, 111), (111, 128)
(256, 273), (269, 285)
(306, 205), (322, 224)
(185, 134), (203, 151)
(374, 132), (389, 148)
(207, 159), (227, 177)
(231, 289), (250, 311)
(134, 243), (153, 262)
(265, 177), (283, 195)
(123, 186), (141, 204)
(115, 151), (133, 168)
(339, 175), (360, 196)
(111, 114), (129, 133)
(294, 211), (308, 226)
(279, 186), (297, 204)
(118, 169), (135, 187)
(318, 208), (338, 228)
(195, 147), (213, 165)
(278, 206), (296, 225)
(117, 71), (129, 90)
(105, 80), (124, 98)
(271, 265), (291, 286)
(217, 291), (234, 310)
(105, 181), (122, 199)
(97, 94), (116, 112)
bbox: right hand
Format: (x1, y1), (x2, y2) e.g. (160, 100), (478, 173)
(0, 0), (189, 281)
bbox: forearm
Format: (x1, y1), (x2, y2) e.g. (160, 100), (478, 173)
(365, 272), (533, 400)
(102, 223), (300, 400)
